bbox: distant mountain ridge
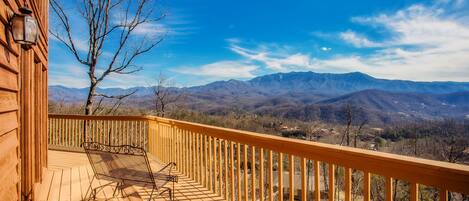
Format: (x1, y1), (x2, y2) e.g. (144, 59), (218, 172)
(49, 71), (469, 124)
(246, 71), (469, 95)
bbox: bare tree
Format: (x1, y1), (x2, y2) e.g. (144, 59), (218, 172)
(152, 73), (183, 117)
(341, 103), (354, 146)
(49, 0), (165, 115)
(341, 103), (366, 147)
(438, 119), (468, 163)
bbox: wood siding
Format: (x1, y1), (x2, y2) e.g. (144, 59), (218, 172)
(0, 0), (48, 200)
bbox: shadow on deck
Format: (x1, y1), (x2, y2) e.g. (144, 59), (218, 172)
(36, 150), (225, 201)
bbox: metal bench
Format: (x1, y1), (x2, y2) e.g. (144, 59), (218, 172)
(82, 142), (177, 200)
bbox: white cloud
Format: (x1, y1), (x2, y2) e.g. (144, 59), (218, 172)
(48, 64), (89, 87)
(49, 63), (152, 88)
(228, 4), (469, 82)
(321, 47), (332, 51)
(339, 30), (381, 48)
(174, 61), (258, 79)
(230, 44), (315, 72)
(49, 35), (89, 52)
(341, 4), (469, 81)
(131, 22), (168, 37)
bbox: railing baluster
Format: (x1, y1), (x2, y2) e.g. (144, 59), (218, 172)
(198, 133), (202, 183)
(69, 119), (73, 147)
(244, 145), (249, 201)
(301, 157), (307, 201)
(184, 129), (188, 177)
(237, 142), (242, 201)
(289, 155), (294, 201)
(230, 141), (235, 201)
(345, 167), (352, 201)
(209, 137), (213, 191)
(75, 119), (78, 147)
(259, 148), (265, 201)
(189, 130), (192, 176)
(329, 164), (335, 201)
(181, 129), (185, 178)
(193, 132), (197, 180)
(62, 119), (68, 146)
(129, 121), (133, 146)
(410, 183), (418, 201)
(268, 150), (274, 201)
(385, 177), (393, 201)
(65, 118), (69, 147)
(251, 146), (256, 201)
(71, 119), (74, 147)
(218, 139), (223, 196)
(191, 131), (195, 179)
(314, 160), (320, 201)
(66, 118), (69, 146)
(439, 189), (448, 201)
(178, 128), (182, 172)
(213, 138), (218, 193)
(224, 140), (229, 200)
(278, 152), (283, 201)
(204, 135), (209, 188)
(364, 171), (370, 201)
(49, 118), (53, 145)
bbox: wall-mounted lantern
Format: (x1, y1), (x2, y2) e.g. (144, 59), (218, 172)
(9, 7), (39, 49)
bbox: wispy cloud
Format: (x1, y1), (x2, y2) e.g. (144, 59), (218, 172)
(336, 4), (469, 81)
(49, 63), (89, 87)
(173, 61), (258, 79)
(227, 3), (469, 81)
(49, 63), (153, 88)
(229, 43), (314, 72)
(320, 47), (332, 52)
(339, 30), (381, 48)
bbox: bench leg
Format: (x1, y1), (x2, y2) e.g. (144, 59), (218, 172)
(84, 175), (96, 200)
(172, 181), (175, 200)
(113, 182), (123, 197)
(148, 188), (155, 201)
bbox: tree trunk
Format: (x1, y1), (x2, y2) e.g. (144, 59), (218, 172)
(85, 83), (97, 115)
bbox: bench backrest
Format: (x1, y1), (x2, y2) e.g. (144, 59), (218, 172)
(82, 142), (155, 186)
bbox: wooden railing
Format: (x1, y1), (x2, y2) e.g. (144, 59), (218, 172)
(48, 114), (149, 151)
(48, 114), (469, 200)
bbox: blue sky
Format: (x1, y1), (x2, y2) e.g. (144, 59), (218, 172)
(49, 0), (469, 88)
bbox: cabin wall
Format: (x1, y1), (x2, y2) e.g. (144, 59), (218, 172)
(0, 0), (48, 200)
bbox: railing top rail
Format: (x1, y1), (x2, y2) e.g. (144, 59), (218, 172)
(48, 114), (151, 121)
(146, 116), (469, 193)
(48, 114), (469, 193)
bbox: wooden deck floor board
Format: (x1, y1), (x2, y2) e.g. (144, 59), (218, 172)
(70, 167), (82, 201)
(78, 165), (91, 200)
(36, 150), (224, 201)
(47, 169), (63, 201)
(59, 168), (71, 201)
(37, 169), (54, 201)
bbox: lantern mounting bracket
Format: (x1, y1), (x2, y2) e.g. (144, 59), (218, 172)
(19, 7), (33, 15)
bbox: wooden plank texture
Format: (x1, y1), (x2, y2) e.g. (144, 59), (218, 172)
(0, 66), (17, 91)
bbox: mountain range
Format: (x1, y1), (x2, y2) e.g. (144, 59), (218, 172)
(49, 71), (469, 125)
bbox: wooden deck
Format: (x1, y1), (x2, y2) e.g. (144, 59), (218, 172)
(36, 150), (225, 201)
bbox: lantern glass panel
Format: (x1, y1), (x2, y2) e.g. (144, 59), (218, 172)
(11, 14), (25, 43)
(24, 16), (38, 43)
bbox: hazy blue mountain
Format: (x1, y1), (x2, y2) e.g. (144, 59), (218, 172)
(318, 89), (469, 119)
(246, 71), (469, 95)
(49, 71), (469, 124)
